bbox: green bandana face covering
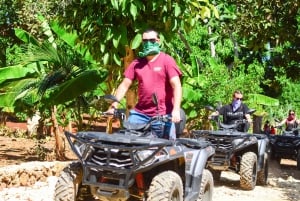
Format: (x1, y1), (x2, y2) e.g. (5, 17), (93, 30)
(138, 41), (160, 57)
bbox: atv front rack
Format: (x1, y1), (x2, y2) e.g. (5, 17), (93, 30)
(192, 130), (257, 150)
(192, 130), (258, 168)
(65, 131), (173, 189)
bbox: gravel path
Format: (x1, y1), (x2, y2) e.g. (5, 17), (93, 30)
(0, 160), (299, 201)
(0, 177), (57, 201)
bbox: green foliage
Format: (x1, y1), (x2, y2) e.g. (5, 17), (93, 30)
(171, 24), (265, 129)
(0, 15), (109, 132)
(1, 0), (299, 136)
(275, 74), (300, 116)
(220, 0), (300, 51)
(44, 69), (107, 106)
(55, 0), (218, 66)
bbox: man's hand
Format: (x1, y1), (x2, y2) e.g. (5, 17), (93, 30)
(171, 109), (181, 123)
(208, 111), (219, 120)
(105, 106), (116, 116)
(245, 114), (252, 123)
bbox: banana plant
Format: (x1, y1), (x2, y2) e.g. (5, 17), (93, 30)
(0, 21), (107, 159)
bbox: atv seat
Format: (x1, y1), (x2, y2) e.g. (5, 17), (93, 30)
(219, 123), (237, 129)
(176, 138), (210, 149)
(123, 121), (149, 131)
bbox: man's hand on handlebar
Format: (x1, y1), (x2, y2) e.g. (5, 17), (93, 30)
(171, 109), (181, 123)
(104, 106), (116, 116)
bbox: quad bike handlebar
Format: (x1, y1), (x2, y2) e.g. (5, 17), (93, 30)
(121, 114), (172, 137)
(102, 109), (127, 121)
(219, 119), (249, 130)
(275, 126), (300, 136)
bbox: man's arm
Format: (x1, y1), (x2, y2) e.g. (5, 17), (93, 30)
(170, 76), (182, 123)
(111, 78), (132, 109)
(208, 106), (224, 119)
(245, 114), (252, 123)
(276, 119), (286, 127)
(243, 104), (252, 123)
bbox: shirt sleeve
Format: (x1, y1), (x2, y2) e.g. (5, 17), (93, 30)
(164, 54), (182, 79)
(124, 60), (137, 80)
(243, 104), (250, 113)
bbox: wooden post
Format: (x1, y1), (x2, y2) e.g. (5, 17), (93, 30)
(124, 46), (136, 117)
(253, 115), (263, 134)
(106, 46), (136, 134)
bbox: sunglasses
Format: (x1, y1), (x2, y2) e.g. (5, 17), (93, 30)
(234, 97), (243, 100)
(289, 113), (295, 115)
(142, 38), (157, 43)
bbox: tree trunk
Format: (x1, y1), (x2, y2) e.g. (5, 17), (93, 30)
(208, 26), (216, 57)
(253, 115), (263, 134)
(51, 105), (66, 160)
(124, 46), (136, 116)
(0, 112), (8, 126)
(107, 46), (136, 134)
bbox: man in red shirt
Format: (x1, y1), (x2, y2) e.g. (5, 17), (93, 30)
(109, 29), (182, 140)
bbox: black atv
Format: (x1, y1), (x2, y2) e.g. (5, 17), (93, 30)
(269, 126), (300, 170)
(192, 107), (269, 190)
(54, 95), (215, 201)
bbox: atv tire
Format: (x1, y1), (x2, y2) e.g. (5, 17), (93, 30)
(257, 153), (268, 185)
(147, 171), (183, 201)
(197, 169), (213, 201)
(210, 169), (221, 181)
(240, 152), (257, 190)
(55, 162), (83, 201)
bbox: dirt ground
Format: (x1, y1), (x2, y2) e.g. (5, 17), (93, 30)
(0, 122), (300, 201)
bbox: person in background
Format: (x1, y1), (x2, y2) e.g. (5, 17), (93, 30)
(263, 120), (271, 134)
(209, 90), (252, 132)
(107, 29), (182, 140)
(276, 109), (300, 131)
(270, 125), (276, 135)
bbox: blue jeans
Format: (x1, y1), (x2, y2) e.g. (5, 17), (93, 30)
(127, 110), (176, 140)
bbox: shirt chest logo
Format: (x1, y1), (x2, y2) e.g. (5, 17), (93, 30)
(153, 66), (162, 72)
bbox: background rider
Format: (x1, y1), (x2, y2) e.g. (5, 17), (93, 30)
(209, 90), (252, 132)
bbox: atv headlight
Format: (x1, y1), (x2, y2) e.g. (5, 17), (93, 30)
(136, 148), (166, 166)
(74, 140), (86, 156)
(74, 140), (94, 160)
(136, 150), (155, 162)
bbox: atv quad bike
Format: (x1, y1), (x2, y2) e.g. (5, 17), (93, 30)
(55, 95), (215, 201)
(192, 107), (269, 190)
(269, 126), (300, 170)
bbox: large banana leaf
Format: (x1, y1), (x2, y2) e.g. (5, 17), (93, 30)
(247, 93), (279, 106)
(0, 78), (39, 109)
(14, 28), (40, 46)
(0, 65), (36, 85)
(0, 92), (17, 108)
(44, 69), (107, 105)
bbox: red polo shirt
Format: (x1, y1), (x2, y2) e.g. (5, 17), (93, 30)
(124, 52), (182, 116)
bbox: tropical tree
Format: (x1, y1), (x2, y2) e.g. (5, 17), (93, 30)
(0, 20), (107, 159)
(52, 0), (219, 132)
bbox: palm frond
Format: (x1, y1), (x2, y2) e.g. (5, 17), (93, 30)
(22, 42), (61, 66)
(38, 69), (68, 96)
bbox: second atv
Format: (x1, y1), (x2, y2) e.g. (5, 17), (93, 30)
(269, 126), (300, 170)
(192, 106), (269, 190)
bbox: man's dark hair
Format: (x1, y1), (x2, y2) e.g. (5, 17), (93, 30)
(232, 90), (243, 97)
(143, 29), (160, 39)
